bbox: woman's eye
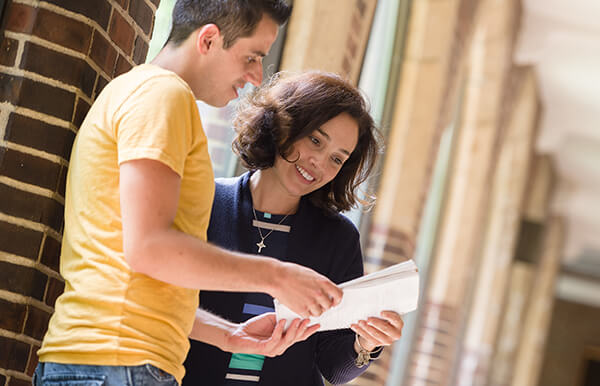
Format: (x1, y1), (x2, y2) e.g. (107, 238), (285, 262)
(309, 136), (320, 145)
(332, 157), (343, 165)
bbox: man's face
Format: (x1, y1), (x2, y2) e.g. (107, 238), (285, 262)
(200, 15), (279, 107)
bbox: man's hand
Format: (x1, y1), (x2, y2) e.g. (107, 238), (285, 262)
(350, 311), (404, 352)
(269, 262), (343, 318)
(224, 313), (319, 357)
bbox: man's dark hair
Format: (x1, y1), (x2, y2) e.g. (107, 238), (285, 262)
(167, 0), (292, 48)
(233, 71), (383, 214)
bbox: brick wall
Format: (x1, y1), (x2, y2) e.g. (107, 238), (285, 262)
(0, 0), (159, 383)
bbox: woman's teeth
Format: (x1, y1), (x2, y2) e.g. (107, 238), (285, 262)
(296, 165), (314, 181)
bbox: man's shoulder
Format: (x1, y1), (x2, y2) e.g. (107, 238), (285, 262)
(112, 64), (193, 99)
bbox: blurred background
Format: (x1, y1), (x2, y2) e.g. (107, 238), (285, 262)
(0, 0), (598, 385)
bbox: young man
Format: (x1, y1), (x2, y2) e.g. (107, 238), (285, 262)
(35, 1), (342, 385)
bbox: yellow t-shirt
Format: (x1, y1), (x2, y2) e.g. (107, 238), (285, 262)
(38, 64), (214, 383)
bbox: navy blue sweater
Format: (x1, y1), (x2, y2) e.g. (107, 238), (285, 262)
(183, 172), (378, 385)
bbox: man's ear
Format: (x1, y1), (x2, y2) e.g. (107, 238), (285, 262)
(196, 24), (220, 54)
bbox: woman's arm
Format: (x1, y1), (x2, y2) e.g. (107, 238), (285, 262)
(315, 223), (403, 383)
(315, 229), (373, 383)
(189, 308), (319, 357)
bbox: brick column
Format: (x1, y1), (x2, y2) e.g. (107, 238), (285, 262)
(279, 0), (377, 85)
(488, 154), (556, 386)
(354, 0), (480, 384)
(0, 0), (159, 383)
(455, 66), (539, 386)
(511, 217), (565, 386)
(401, 0), (518, 384)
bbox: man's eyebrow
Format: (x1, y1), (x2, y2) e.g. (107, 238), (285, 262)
(252, 50), (267, 57)
(316, 128), (351, 156)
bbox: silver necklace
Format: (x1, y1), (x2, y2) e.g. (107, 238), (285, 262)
(252, 207), (290, 253)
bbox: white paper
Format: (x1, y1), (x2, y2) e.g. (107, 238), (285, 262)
(274, 260), (419, 331)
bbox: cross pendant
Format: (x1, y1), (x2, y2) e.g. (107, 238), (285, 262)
(256, 239), (266, 253)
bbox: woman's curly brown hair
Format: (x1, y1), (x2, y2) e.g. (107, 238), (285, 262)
(232, 71), (382, 214)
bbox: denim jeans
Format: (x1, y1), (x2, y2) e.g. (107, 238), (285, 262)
(33, 362), (179, 386)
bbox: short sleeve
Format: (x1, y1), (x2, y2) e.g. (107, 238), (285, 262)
(114, 75), (196, 177)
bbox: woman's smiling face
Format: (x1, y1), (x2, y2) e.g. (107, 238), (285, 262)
(272, 112), (359, 198)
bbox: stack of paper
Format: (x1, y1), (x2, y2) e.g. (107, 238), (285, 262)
(275, 260), (419, 331)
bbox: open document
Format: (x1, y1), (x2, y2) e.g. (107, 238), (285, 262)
(274, 260), (419, 331)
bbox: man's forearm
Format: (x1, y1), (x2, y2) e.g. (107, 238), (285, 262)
(127, 227), (279, 293)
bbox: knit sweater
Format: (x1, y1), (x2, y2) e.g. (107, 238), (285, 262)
(183, 172), (380, 385)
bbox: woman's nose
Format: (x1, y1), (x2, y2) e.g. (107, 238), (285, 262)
(309, 151), (326, 168)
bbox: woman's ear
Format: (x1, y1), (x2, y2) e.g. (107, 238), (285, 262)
(195, 24), (220, 54)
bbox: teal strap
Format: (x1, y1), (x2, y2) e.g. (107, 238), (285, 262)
(228, 353), (265, 371)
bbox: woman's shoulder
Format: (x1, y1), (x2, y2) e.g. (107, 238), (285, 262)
(214, 173), (248, 192)
(215, 176), (241, 188)
(211, 175), (246, 210)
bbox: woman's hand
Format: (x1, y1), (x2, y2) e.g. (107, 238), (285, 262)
(225, 313), (320, 357)
(350, 311), (404, 352)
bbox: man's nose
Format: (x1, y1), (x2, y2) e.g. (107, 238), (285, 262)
(245, 64), (263, 87)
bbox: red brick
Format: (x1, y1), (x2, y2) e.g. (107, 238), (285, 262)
(0, 37), (19, 67)
(20, 42), (96, 97)
(114, 54), (133, 77)
(0, 149), (62, 191)
(130, 0), (154, 35)
(133, 34), (149, 64)
(44, 0), (111, 30)
(0, 183), (65, 233)
(26, 344), (40, 377)
(24, 306), (51, 340)
(94, 75), (110, 98)
(0, 336), (29, 371)
(0, 221), (43, 261)
(0, 73), (21, 105)
(19, 78), (77, 122)
(90, 30), (118, 75)
(0, 298), (27, 333)
(0, 74), (76, 121)
(73, 97), (91, 129)
(57, 165), (68, 198)
(8, 377), (32, 386)
(109, 10), (135, 55)
(4, 3), (37, 34)
(4, 113), (76, 159)
(45, 277), (65, 308)
(32, 8), (93, 54)
(41, 235), (61, 272)
(0, 261), (47, 301)
(116, 0), (131, 11)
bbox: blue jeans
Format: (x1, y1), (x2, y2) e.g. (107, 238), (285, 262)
(33, 362), (179, 386)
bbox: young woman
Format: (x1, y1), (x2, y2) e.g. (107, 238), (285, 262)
(184, 71), (404, 385)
